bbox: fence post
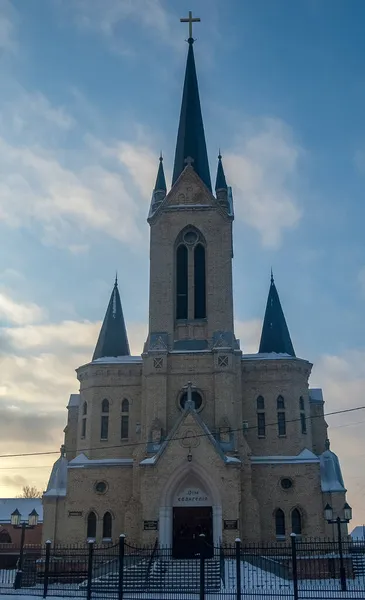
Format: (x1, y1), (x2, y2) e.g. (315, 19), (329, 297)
(43, 540), (52, 599)
(290, 533), (298, 600)
(118, 534), (125, 600)
(235, 538), (241, 600)
(199, 534), (206, 600)
(87, 540), (94, 600)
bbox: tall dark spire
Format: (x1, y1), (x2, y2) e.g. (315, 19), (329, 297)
(154, 153), (167, 193)
(259, 272), (295, 356)
(92, 278), (130, 361)
(215, 151), (227, 191)
(172, 39), (212, 191)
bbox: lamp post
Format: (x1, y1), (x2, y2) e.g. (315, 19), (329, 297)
(324, 503), (352, 592)
(11, 508), (39, 590)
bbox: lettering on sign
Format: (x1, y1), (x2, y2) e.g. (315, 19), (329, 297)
(143, 520), (158, 531)
(174, 487), (210, 507)
(68, 511), (83, 517)
(224, 519), (238, 530)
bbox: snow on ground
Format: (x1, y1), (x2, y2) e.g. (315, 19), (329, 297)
(0, 560), (364, 600)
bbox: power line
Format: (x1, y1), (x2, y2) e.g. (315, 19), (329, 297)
(1, 414), (364, 471)
(0, 404), (364, 461)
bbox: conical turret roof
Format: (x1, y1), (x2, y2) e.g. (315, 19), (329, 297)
(172, 39), (211, 191)
(92, 277), (130, 360)
(259, 272), (295, 356)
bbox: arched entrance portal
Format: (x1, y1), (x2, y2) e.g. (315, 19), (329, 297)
(159, 464), (222, 558)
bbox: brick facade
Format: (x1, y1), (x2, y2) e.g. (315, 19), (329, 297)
(42, 168), (348, 548)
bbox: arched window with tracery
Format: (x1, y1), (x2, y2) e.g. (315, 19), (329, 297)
(256, 395), (266, 437)
(87, 511), (97, 539)
(100, 399), (109, 440)
(299, 396), (307, 434)
(81, 401), (87, 438)
(121, 399), (129, 439)
(277, 395), (286, 436)
(291, 508), (302, 535)
(176, 244), (188, 319)
(275, 509), (286, 538)
(175, 228), (206, 321)
(103, 512), (112, 539)
(194, 244), (206, 318)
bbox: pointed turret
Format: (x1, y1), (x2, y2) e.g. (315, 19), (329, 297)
(215, 152), (227, 192)
(172, 39), (212, 191)
(215, 151), (229, 211)
(259, 272), (295, 356)
(155, 153), (167, 193)
(149, 154), (167, 216)
(92, 276), (130, 361)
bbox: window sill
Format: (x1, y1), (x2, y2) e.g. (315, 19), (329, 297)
(278, 435), (287, 438)
(100, 438), (108, 441)
(276, 535), (286, 541)
(121, 438), (129, 441)
(102, 538), (112, 543)
(258, 435), (266, 439)
(86, 538), (96, 543)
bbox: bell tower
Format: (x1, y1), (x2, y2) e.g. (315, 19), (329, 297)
(145, 20), (237, 354)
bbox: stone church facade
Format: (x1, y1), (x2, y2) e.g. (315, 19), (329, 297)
(43, 33), (348, 552)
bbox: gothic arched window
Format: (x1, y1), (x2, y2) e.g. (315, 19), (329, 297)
(275, 509), (286, 538)
(175, 228), (206, 322)
(277, 395), (286, 436)
(102, 512), (112, 539)
(299, 397), (307, 434)
(101, 399), (109, 440)
(121, 399), (129, 439)
(291, 509), (302, 535)
(256, 395), (266, 437)
(176, 244), (188, 319)
(0, 529), (12, 543)
(87, 512), (97, 539)
(194, 244), (206, 319)
(81, 402), (87, 439)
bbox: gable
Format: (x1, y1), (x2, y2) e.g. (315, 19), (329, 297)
(140, 406), (241, 468)
(150, 166), (228, 222)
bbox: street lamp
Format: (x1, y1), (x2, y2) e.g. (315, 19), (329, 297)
(324, 503), (352, 592)
(11, 509), (39, 590)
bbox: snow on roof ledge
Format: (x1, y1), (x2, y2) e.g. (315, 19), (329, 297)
(67, 394), (80, 408)
(251, 449), (319, 465)
(309, 388), (324, 403)
(242, 352), (296, 361)
(91, 356), (142, 365)
(68, 453), (133, 468)
(0, 498), (43, 522)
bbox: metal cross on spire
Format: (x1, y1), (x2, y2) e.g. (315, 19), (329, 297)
(180, 10), (201, 42)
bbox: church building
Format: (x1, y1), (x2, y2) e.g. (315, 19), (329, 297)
(43, 17), (349, 553)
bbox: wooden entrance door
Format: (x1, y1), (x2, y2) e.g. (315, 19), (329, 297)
(172, 506), (213, 558)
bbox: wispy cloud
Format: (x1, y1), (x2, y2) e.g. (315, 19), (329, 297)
(311, 350), (365, 526)
(0, 137), (144, 249)
(55, 0), (180, 53)
(358, 266), (365, 297)
(225, 118), (303, 247)
(235, 318), (262, 353)
(0, 0), (17, 54)
(0, 291), (44, 325)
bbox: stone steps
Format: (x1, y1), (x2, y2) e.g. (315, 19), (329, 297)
(87, 558), (221, 592)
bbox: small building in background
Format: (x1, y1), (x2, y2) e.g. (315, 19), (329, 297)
(351, 526), (365, 542)
(0, 499), (43, 568)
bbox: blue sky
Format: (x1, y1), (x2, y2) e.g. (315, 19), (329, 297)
(0, 0), (364, 526)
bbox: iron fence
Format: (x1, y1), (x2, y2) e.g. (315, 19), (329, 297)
(0, 536), (364, 599)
